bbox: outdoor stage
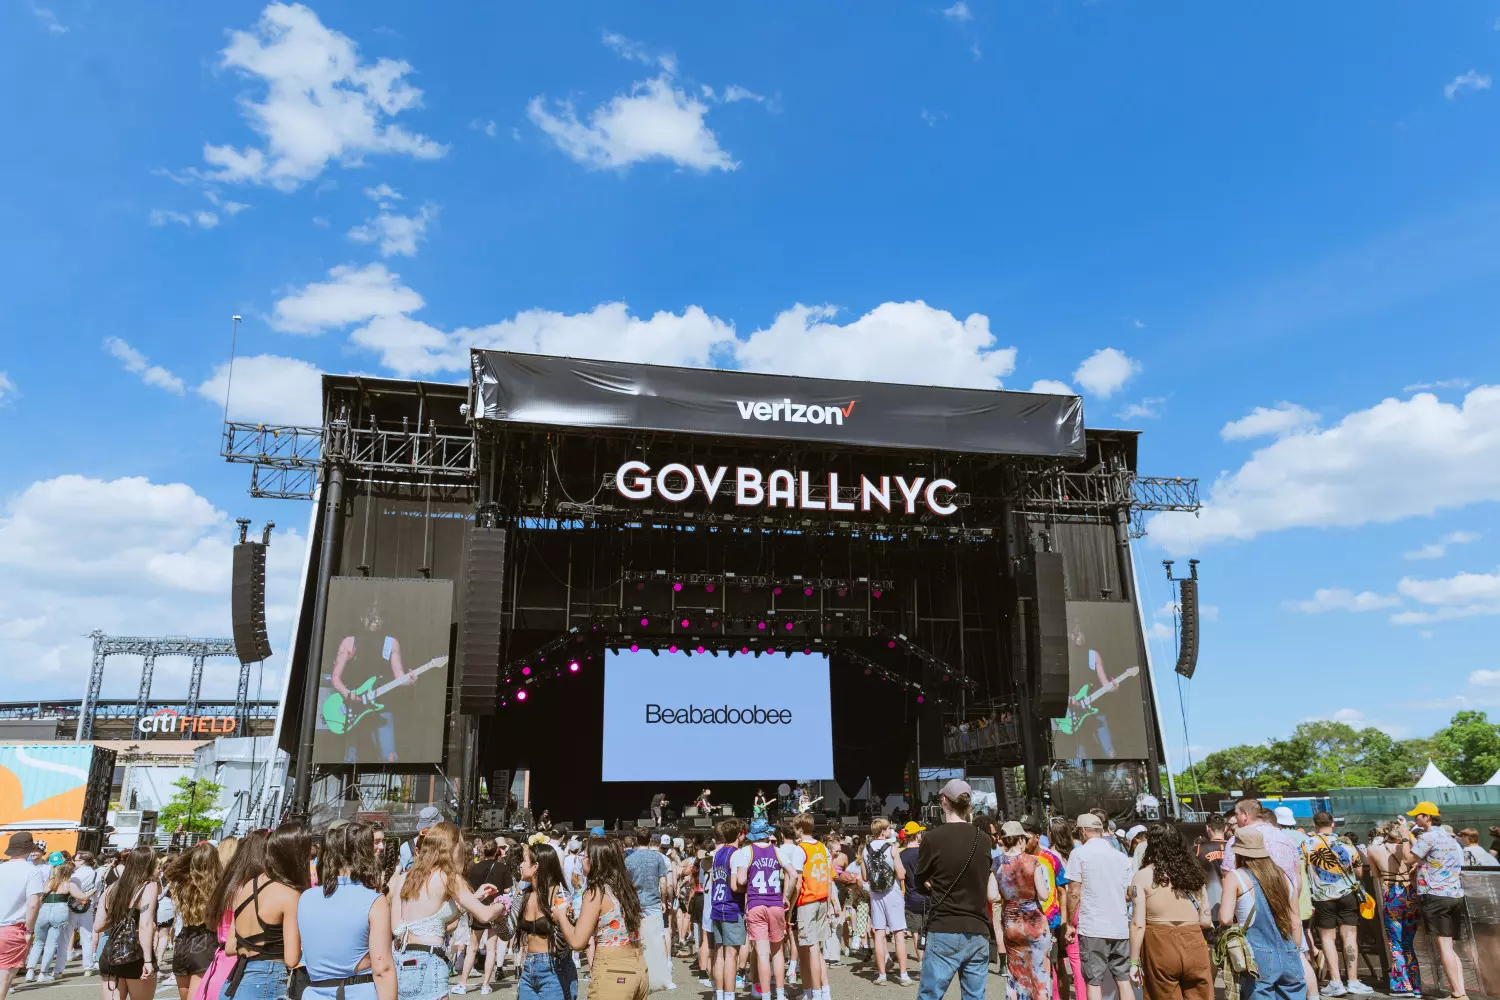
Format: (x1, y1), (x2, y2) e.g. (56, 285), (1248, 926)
(232, 351), (1199, 828)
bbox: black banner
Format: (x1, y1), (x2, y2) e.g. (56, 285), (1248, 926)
(472, 350), (1084, 458)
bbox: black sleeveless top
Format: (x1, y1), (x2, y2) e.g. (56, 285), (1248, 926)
(233, 878), (286, 959)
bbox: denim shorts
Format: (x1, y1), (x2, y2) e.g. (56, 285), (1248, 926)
(395, 949), (451, 1000)
(225, 959), (289, 1000)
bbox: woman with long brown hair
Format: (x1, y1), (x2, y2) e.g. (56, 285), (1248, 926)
(387, 822), (506, 1000)
(165, 842), (223, 1000)
(222, 822), (310, 1000)
(297, 821), (396, 1000)
(1128, 823), (1211, 1000)
(554, 837), (647, 1000)
(93, 845), (160, 1000)
(194, 830), (264, 1000)
(1219, 827), (1305, 1000)
(503, 841), (575, 1000)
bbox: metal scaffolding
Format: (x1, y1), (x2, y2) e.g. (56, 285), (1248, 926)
(79, 632), (239, 740)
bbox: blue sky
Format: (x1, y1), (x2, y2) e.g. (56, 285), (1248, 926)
(1, 1), (1497, 764)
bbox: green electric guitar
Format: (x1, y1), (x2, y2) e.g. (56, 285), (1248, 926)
(321, 655), (449, 735)
(1054, 665), (1139, 736)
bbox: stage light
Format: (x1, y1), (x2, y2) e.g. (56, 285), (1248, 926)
(864, 667), (872, 676)
(838, 588), (847, 597)
(784, 622), (794, 631)
(521, 666), (531, 676)
(773, 586), (782, 595)
(673, 582), (683, 592)
(696, 645), (705, 654)
(916, 695), (925, 704)
(767, 647), (775, 654)
(804, 587), (814, 596)
(630, 644), (639, 652)
(888, 640), (897, 649)
(804, 648), (811, 655)
(517, 690), (528, 701)
(681, 619), (690, 628)
(873, 589), (883, 599)
(705, 583), (715, 593)
(740, 646), (749, 654)
(640, 617), (649, 627)
(669, 645), (678, 654)
(757, 621), (767, 630)
(569, 661), (580, 673)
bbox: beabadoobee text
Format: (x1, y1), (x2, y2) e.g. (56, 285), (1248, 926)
(613, 461), (958, 516)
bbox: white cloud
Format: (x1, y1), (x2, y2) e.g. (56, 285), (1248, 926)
(722, 85), (765, 104)
(919, 109), (948, 127)
(196, 2), (445, 191)
(149, 208), (219, 230)
(1404, 378), (1470, 392)
(1300, 707), (1410, 738)
(348, 203), (437, 257)
(312, 215), (330, 227)
(1404, 530), (1480, 560)
(1445, 69), (1492, 100)
(1470, 669), (1500, 687)
(1118, 397), (1165, 421)
(270, 262), (425, 334)
(1284, 588), (1400, 614)
(529, 77), (734, 173)
(1220, 402), (1319, 441)
(1151, 386), (1500, 553)
(469, 118), (498, 138)
(601, 31), (677, 74)
(1028, 379), (1075, 395)
(1072, 347), (1139, 397)
(364, 183), (403, 204)
(1145, 621), (1172, 641)
(29, 3), (66, 33)
(196, 354), (324, 425)
(0, 475), (305, 699)
(1388, 565), (1500, 625)
(0, 373), (14, 405)
(942, 2), (974, 21)
(103, 337), (185, 394)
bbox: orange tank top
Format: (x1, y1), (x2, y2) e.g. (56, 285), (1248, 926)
(797, 841), (831, 905)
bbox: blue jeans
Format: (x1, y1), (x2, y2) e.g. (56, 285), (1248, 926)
(917, 932), (989, 1000)
(27, 902), (70, 972)
(517, 952), (577, 1000)
(224, 959), (289, 1000)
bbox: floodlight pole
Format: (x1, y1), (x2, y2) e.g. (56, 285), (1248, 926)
(291, 462), (344, 817)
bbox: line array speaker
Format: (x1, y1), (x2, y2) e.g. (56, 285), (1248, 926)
(1032, 551), (1069, 719)
(458, 527), (507, 715)
(231, 542), (274, 664)
(1174, 578), (1200, 679)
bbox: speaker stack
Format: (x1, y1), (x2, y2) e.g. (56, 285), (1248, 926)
(231, 541), (274, 664)
(458, 528), (507, 715)
(1174, 577), (1200, 679)
(1031, 551), (1070, 720)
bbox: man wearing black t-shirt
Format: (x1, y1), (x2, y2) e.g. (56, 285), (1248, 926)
(459, 841), (512, 993)
(914, 779), (994, 1000)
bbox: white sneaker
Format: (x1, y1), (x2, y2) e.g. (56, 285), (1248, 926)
(1322, 983), (1347, 998)
(38, 974), (55, 984)
(1345, 983), (1374, 996)
(874, 977), (889, 986)
(480, 988), (493, 995)
(897, 976), (914, 987)
(23, 970), (35, 983)
(453, 986), (468, 995)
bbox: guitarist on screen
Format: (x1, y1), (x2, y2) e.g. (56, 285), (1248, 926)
(1062, 619), (1136, 759)
(330, 602), (413, 762)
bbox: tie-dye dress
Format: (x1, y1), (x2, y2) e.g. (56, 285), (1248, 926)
(995, 852), (1054, 1000)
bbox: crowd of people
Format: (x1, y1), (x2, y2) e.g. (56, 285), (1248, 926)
(0, 789), (1487, 1000)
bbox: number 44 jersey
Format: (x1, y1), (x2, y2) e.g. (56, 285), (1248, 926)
(745, 843), (785, 910)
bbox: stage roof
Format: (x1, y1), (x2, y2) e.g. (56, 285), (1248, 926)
(470, 350), (1085, 459)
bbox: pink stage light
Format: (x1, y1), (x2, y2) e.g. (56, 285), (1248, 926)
(521, 666), (531, 676)
(757, 621), (767, 630)
(569, 661), (580, 673)
(773, 586), (782, 595)
(888, 640), (897, 648)
(673, 582), (683, 592)
(681, 619), (690, 628)
(517, 690), (528, 701)
(705, 583), (716, 593)
(640, 617), (650, 627)
(804, 587), (814, 596)
(669, 645), (678, 654)
(916, 695), (925, 704)
(767, 647), (776, 654)
(873, 589), (883, 599)
(696, 645), (705, 654)
(740, 646), (749, 654)
(784, 622), (794, 631)
(630, 643), (639, 652)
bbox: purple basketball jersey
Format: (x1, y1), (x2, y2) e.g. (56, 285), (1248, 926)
(744, 844), (785, 910)
(709, 845), (743, 922)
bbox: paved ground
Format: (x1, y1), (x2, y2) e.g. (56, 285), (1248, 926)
(8, 952), (1430, 1000)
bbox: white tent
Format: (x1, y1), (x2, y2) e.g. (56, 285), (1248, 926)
(1415, 759), (1456, 788)
(1486, 765), (1500, 787)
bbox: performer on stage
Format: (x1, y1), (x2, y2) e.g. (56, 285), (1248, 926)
(330, 602), (412, 762)
(1062, 619), (1137, 759)
(696, 788), (714, 816)
(752, 789), (769, 818)
(652, 791), (669, 826)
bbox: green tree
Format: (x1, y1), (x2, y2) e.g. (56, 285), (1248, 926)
(1430, 710), (1500, 785)
(156, 776), (224, 835)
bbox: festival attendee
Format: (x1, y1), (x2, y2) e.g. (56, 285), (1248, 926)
(1459, 829), (1498, 867)
(988, 820), (1052, 1000)
(898, 823), (926, 967)
(1195, 817), (1227, 919)
(1061, 812), (1132, 1000)
(163, 842), (222, 1000)
(775, 825), (802, 986)
(1393, 803), (1470, 1000)
(673, 848), (697, 958)
(913, 780), (992, 1000)
(1301, 812), (1371, 997)
(222, 822), (310, 1000)
(63, 850), (102, 977)
(0, 834), (47, 1000)
(388, 821), (507, 1000)
(24, 854), (88, 982)
(1219, 828), (1306, 1000)
(199, 831), (265, 1000)
(707, 821), (748, 1000)
(400, 809), (443, 873)
(459, 839), (511, 994)
(298, 821), (396, 1000)
(624, 830), (674, 991)
(861, 819), (910, 985)
(1221, 798), (1317, 997)
(154, 861), (176, 971)
(504, 842), (577, 1000)
(732, 820), (792, 1000)
(1365, 821), (1419, 997)
(785, 816), (831, 1000)
(94, 844), (161, 1000)
(1047, 818), (1081, 1000)
(551, 838), (646, 1000)
(1127, 823), (1209, 1000)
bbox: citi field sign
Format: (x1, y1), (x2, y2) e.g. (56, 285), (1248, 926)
(614, 461), (959, 516)
(135, 708), (239, 737)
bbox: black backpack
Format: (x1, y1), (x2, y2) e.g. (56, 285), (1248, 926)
(866, 842), (896, 894)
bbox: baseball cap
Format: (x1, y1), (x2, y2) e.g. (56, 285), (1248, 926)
(660, 834), (672, 847)
(940, 778), (971, 800)
(749, 819), (775, 841)
(902, 821), (926, 835)
(416, 806), (442, 831)
(1232, 827), (1270, 859)
(46, 851), (66, 867)
(1273, 806), (1297, 828)
(1000, 821), (1026, 838)
(590, 826), (605, 837)
(528, 832), (547, 845)
(1075, 813), (1103, 831)
(1406, 801), (1440, 818)
(1125, 825), (1146, 841)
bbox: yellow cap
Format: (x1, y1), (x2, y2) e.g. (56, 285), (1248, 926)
(1406, 801), (1440, 818)
(902, 821), (926, 835)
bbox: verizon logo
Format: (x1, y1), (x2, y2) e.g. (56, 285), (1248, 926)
(735, 398), (856, 426)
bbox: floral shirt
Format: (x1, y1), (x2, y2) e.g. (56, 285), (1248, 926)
(1412, 827), (1465, 898)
